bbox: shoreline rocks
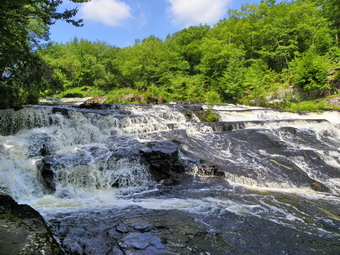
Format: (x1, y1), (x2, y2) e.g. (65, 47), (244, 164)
(0, 194), (63, 255)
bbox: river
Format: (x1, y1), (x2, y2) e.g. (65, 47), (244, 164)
(0, 103), (339, 254)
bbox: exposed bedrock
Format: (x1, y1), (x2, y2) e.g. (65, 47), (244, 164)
(36, 139), (190, 192)
(0, 194), (62, 255)
(140, 141), (186, 185)
(48, 206), (340, 255)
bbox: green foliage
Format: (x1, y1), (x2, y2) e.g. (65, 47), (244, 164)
(166, 74), (206, 102)
(116, 36), (189, 89)
(166, 25), (210, 73)
(144, 85), (170, 103)
(2, 0), (339, 110)
(40, 39), (120, 92)
(241, 60), (280, 105)
(204, 91), (222, 104)
(0, 0), (88, 108)
(284, 100), (339, 111)
(289, 47), (330, 92)
(0, 54), (52, 108)
(55, 86), (106, 98)
(106, 88), (141, 103)
(219, 56), (246, 101)
(0, 212), (20, 222)
(199, 42), (245, 79)
(198, 107), (220, 122)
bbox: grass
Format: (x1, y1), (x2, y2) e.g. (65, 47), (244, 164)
(284, 98), (340, 111)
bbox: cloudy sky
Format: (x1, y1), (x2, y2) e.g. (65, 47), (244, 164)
(50, 0), (261, 47)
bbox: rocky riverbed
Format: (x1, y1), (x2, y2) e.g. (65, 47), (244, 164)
(0, 103), (339, 254)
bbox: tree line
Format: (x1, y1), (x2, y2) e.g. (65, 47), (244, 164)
(1, 0), (339, 109)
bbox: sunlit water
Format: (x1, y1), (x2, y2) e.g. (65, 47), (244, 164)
(0, 103), (339, 252)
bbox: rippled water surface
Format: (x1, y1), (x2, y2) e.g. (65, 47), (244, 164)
(0, 103), (339, 254)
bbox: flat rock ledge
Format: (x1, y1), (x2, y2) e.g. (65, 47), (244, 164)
(0, 194), (63, 255)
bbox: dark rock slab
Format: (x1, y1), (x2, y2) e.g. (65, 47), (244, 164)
(0, 194), (62, 255)
(140, 141), (186, 185)
(48, 204), (340, 255)
(78, 103), (117, 110)
(37, 152), (93, 192)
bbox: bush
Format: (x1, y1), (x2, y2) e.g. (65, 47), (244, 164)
(54, 86), (106, 98)
(167, 74), (205, 102)
(204, 90), (222, 103)
(198, 106), (220, 122)
(289, 47), (330, 92)
(106, 88), (140, 103)
(0, 83), (20, 109)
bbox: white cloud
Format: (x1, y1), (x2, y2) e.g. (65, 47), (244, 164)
(80, 0), (132, 26)
(167, 0), (231, 27)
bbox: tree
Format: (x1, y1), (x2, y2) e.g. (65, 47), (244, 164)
(116, 36), (189, 89)
(40, 39), (120, 92)
(0, 0), (88, 108)
(313, 0), (340, 43)
(289, 46), (330, 93)
(219, 56), (246, 101)
(166, 25), (210, 74)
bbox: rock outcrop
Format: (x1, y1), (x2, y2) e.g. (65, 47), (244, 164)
(0, 194), (62, 255)
(83, 96), (107, 104)
(140, 141), (186, 185)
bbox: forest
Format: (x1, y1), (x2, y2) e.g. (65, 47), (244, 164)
(0, 0), (339, 110)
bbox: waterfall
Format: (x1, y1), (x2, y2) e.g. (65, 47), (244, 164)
(1, 103), (339, 254)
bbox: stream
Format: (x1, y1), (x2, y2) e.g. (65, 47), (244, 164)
(0, 103), (339, 254)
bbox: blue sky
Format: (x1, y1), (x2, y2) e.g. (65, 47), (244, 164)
(50, 0), (262, 48)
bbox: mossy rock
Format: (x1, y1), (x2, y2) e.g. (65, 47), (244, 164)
(198, 109), (220, 122)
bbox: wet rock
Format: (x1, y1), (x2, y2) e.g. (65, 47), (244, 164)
(324, 96), (340, 106)
(195, 164), (225, 177)
(200, 121), (246, 131)
(27, 133), (56, 157)
(38, 152), (93, 192)
(52, 107), (70, 117)
(140, 141), (185, 185)
(48, 207), (226, 255)
(48, 204), (340, 255)
(78, 103), (117, 110)
(118, 232), (166, 251)
(0, 194), (62, 255)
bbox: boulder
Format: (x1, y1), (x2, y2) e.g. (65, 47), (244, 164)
(78, 103), (113, 109)
(83, 96), (107, 104)
(0, 194), (62, 255)
(324, 95), (340, 106)
(140, 141), (185, 185)
(38, 152), (93, 192)
(119, 94), (136, 102)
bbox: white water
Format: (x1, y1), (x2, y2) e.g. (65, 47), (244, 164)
(0, 104), (339, 223)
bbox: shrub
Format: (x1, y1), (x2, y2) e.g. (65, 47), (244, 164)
(204, 90), (222, 103)
(289, 47), (330, 92)
(198, 106), (220, 122)
(106, 88), (140, 103)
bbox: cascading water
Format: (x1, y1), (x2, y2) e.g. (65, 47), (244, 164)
(0, 103), (339, 254)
